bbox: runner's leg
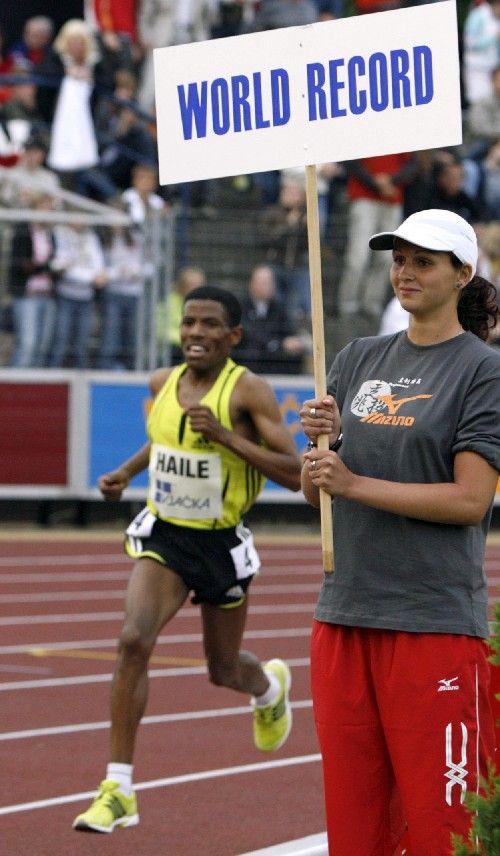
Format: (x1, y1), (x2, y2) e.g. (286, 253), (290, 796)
(201, 596), (269, 697)
(110, 558), (189, 762)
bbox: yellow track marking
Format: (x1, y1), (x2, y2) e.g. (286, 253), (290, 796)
(28, 648), (206, 666)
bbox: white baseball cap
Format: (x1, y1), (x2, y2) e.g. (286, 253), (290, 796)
(369, 209), (478, 278)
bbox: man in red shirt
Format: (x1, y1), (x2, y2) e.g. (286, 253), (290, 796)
(338, 153), (416, 337)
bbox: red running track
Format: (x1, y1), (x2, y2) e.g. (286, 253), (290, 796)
(0, 532), (499, 856)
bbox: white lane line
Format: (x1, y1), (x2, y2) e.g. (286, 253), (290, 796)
(0, 571), (130, 583)
(0, 626), (312, 654)
(239, 832), (328, 856)
(0, 548), (321, 569)
(0, 583), (321, 603)
(0, 562), (322, 586)
(0, 565), (322, 583)
(0, 554), (129, 568)
(0, 699), (313, 741)
(0, 657), (310, 692)
(0, 753), (321, 817)
(0, 603), (316, 626)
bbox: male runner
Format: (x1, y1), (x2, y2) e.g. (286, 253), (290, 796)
(73, 285), (302, 833)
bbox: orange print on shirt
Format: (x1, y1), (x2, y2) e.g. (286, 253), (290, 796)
(374, 393), (433, 415)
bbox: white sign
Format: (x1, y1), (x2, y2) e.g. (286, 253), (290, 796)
(154, 1), (462, 185)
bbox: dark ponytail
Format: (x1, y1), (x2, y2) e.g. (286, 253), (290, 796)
(457, 277), (498, 341)
(450, 255), (498, 341)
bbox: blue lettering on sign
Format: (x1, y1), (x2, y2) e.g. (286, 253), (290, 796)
(329, 59), (346, 118)
(369, 53), (389, 112)
(390, 49), (411, 108)
(177, 81), (208, 140)
(232, 75), (252, 131)
(177, 69), (290, 140)
(414, 45), (433, 104)
(307, 44), (434, 120)
(347, 56), (367, 114)
(212, 78), (230, 134)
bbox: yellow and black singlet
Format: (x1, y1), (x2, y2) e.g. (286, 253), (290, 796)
(146, 358), (265, 530)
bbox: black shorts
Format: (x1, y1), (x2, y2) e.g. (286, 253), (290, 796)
(124, 509), (260, 607)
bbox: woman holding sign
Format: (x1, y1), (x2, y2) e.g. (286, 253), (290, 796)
(300, 209), (500, 854)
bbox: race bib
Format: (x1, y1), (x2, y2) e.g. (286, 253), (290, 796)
(230, 523), (261, 580)
(148, 443), (223, 520)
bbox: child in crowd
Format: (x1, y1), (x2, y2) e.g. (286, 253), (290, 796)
(49, 222), (106, 368)
(97, 225), (145, 370)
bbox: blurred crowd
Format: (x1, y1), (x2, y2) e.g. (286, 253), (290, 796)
(0, 0), (498, 372)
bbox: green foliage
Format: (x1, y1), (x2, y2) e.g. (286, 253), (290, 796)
(451, 603), (500, 855)
(489, 602), (500, 668)
(450, 763), (500, 855)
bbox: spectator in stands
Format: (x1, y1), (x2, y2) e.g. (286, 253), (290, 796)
(477, 219), (500, 287)
(426, 153), (486, 223)
(312, 0), (345, 20)
(351, 0), (399, 12)
(463, 0), (500, 106)
(37, 16), (134, 121)
(38, 20), (102, 190)
(233, 263), (307, 374)
(0, 25), (16, 104)
(83, 69), (157, 200)
(280, 163), (343, 238)
(0, 136), (60, 206)
(466, 65), (500, 155)
(136, 0), (176, 112)
(0, 67), (47, 165)
(481, 138), (500, 219)
(8, 193), (57, 367)
(259, 177), (311, 322)
(338, 153), (416, 333)
(156, 265), (206, 365)
(252, 0), (318, 29)
(478, 221), (500, 347)
(97, 224), (144, 370)
(49, 222), (106, 368)
(211, 2), (259, 37)
(84, 0), (139, 52)
(136, 0), (216, 113)
(93, 28), (136, 81)
(402, 149), (436, 217)
(121, 162), (166, 224)
(7, 16), (54, 70)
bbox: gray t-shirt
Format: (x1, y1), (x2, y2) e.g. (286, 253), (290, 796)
(316, 331), (500, 638)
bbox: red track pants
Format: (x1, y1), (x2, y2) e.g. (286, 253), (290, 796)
(310, 621), (496, 856)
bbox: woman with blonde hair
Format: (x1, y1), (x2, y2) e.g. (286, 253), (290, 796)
(37, 19), (105, 188)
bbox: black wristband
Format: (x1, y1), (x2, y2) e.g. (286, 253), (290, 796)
(307, 433), (343, 452)
(329, 432), (343, 452)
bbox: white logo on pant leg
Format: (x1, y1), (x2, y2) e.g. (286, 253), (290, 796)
(438, 676), (460, 692)
(445, 722), (468, 805)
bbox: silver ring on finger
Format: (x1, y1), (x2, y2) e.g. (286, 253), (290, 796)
(310, 407), (316, 418)
(310, 459), (317, 470)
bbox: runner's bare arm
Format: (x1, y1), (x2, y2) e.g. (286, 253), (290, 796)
(187, 372), (302, 491)
(98, 443), (151, 500)
(98, 368), (174, 500)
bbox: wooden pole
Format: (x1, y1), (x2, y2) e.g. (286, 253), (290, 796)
(305, 164), (334, 572)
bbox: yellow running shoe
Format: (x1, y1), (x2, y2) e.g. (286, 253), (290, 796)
(253, 658), (292, 751)
(73, 780), (139, 833)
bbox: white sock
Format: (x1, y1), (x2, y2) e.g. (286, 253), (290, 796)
(106, 763), (133, 796)
(254, 672), (280, 707)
